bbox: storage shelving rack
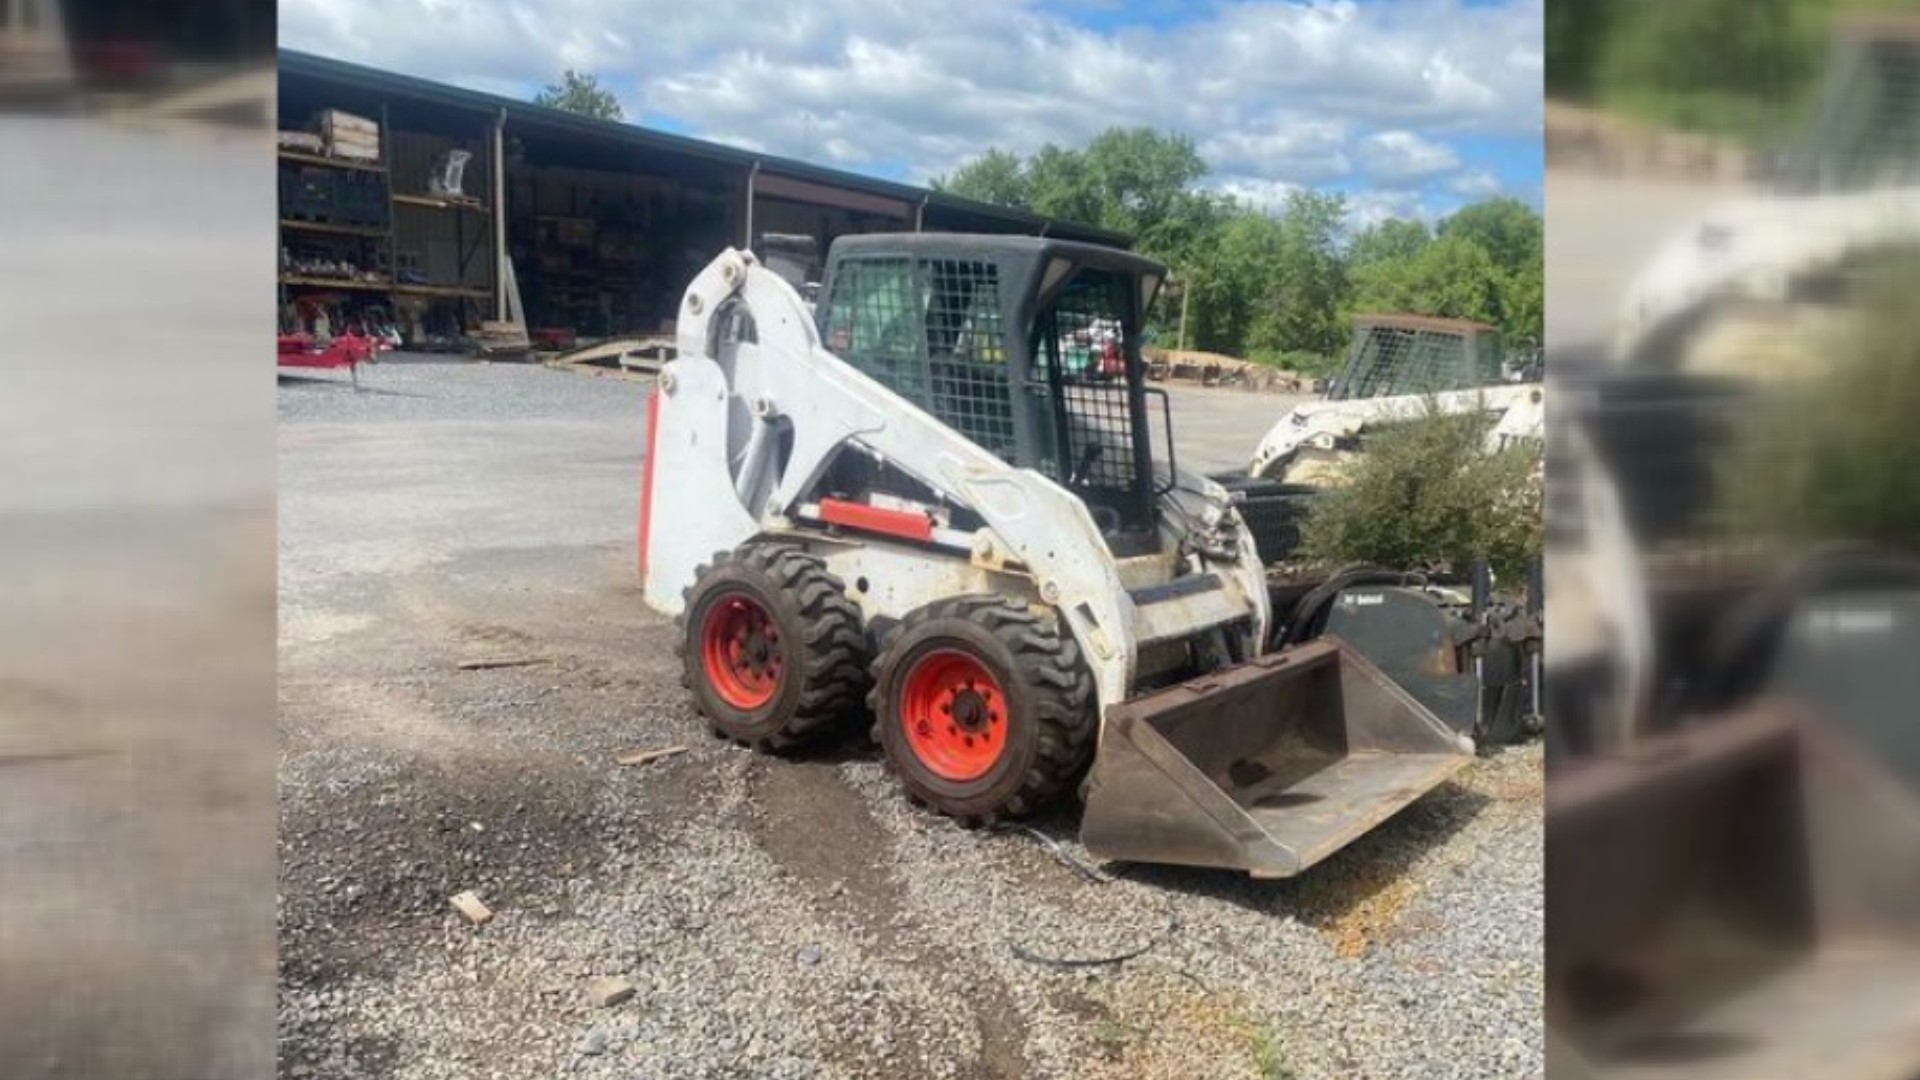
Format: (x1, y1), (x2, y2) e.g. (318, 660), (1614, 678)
(277, 105), (495, 340)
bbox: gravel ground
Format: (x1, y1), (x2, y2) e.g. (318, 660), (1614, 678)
(279, 359), (1543, 1080)
(3, 120), (275, 1077)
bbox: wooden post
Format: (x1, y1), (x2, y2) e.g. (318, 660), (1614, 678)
(493, 108), (508, 323)
(743, 161), (760, 248)
(1178, 274), (1191, 352)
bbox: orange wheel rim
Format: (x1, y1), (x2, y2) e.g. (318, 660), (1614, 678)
(900, 649), (1007, 782)
(699, 592), (782, 710)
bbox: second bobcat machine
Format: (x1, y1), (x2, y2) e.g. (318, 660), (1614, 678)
(640, 234), (1475, 877)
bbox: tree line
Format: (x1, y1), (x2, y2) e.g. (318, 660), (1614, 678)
(525, 78), (1544, 375)
(1547, 0), (1879, 140)
(934, 128), (1542, 375)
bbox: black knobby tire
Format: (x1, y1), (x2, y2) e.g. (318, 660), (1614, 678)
(675, 542), (869, 751)
(868, 595), (1097, 824)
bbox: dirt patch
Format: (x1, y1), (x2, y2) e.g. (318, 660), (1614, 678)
(750, 761), (1040, 1079)
(749, 756), (910, 945)
(454, 619), (548, 656)
(962, 973), (1033, 1080)
(1310, 873), (1423, 959)
(279, 753), (609, 983)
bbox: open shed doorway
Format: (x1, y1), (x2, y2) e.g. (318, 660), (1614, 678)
(749, 172), (914, 300)
(504, 127), (744, 349)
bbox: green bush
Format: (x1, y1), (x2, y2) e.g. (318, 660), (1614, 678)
(1720, 262), (1920, 552)
(1282, 350), (1342, 379)
(1299, 401), (1543, 584)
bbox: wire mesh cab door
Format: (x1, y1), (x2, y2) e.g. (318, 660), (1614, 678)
(1330, 317), (1503, 401)
(1027, 263), (1161, 549)
(816, 249), (1022, 461)
(1784, 21), (1920, 193)
(814, 237), (1168, 554)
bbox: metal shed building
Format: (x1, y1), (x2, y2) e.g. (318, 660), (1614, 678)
(276, 51), (1127, 348)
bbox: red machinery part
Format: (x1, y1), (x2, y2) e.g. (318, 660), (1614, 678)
(818, 497), (934, 543)
(899, 648), (1009, 781)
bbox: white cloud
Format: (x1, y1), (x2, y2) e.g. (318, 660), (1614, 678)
(1202, 120), (1352, 186)
(1448, 168), (1505, 199)
(1359, 131), (1462, 187)
(279, 0), (1541, 224)
(1345, 189), (1436, 230)
(1209, 176), (1304, 214)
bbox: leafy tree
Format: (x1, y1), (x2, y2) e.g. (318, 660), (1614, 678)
(534, 70), (624, 121)
(1350, 233), (1503, 329)
(1019, 144), (1106, 227)
(1501, 266), (1546, 348)
(940, 130), (1222, 261)
(1187, 210), (1287, 355)
(1347, 218), (1433, 271)
(1555, 0), (1825, 140)
(1077, 128), (1212, 251)
(940, 131), (1233, 347)
(936, 129), (1541, 360)
(1546, 0), (1616, 100)
(1261, 190), (1351, 358)
(938, 148), (1029, 206)
(1438, 198), (1542, 279)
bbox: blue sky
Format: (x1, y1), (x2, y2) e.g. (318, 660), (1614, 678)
(280, 0), (1542, 227)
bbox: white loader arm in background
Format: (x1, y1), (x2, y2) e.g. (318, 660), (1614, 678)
(1612, 185), (1920, 367)
(1247, 383), (1545, 481)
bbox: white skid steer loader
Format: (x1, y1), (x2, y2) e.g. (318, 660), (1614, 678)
(1610, 13), (1920, 383)
(1246, 314), (1545, 488)
(641, 235), (1472, 877)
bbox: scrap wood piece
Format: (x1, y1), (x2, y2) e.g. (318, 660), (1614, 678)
(457, 656), (553, 671)
(552, 336), (678, 373)
(450, 890), (493, 924)
(586, 975), (637, 1008)
(616, 745), (689, 767)
(555, 338), (643, 366)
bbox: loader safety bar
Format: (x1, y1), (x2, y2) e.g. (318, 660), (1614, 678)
(1144, 386), (1177, 496)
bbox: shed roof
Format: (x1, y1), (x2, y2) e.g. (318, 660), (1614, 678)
(278, 50), (1132, 249)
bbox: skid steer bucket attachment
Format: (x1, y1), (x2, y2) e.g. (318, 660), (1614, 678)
(1080, 638), (1475, 877)
(1548, 701), (1920, 1080)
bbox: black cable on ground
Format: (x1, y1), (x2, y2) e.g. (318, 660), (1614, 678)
(989, 822), (1119, 885)
(1009, 915), (1180, 970)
